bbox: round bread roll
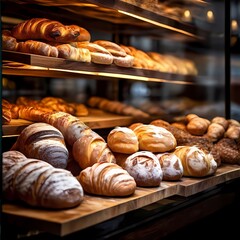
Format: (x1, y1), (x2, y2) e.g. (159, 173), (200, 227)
(122, 151), (163, 187)
(107, 127), (139, 154)
(174, 146), (217, 177)
(132, 124), (177, 152)
(155, 153), (183, 181)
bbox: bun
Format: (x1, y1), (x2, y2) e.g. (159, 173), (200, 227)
(71, 42), (113, 65)
(185, 114), (210, 135)
(132, 124), (177, 152)
(16, 40), (59, 57)
(3, 150), (84, 209)
(174, 146), (217, 177)
(107, 127), (139, 154)
(73, 130), (116, 169)
(11, 122), (69, 169)
(122, 151), (163, 187)
(155, 153), (183, 181)
(77, 162), (136, 196)
(11, 18), (80, 43)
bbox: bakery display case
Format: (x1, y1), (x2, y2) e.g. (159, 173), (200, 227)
(1, 0), (240, 240)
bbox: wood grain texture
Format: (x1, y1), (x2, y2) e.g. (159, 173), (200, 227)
(2, 164), (240, 236)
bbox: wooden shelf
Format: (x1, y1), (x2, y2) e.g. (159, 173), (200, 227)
(2, 109), (140, 137)
(2, 51), (196, 84)
(3, 164), (240, 237)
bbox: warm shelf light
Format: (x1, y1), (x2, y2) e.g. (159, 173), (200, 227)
(206, 10), (214, 23)
(231, 19), (238, 32)
(183, 10), (192, 22)
(118, 10), (199, 39)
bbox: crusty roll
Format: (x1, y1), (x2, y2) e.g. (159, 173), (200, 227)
(185, 114), (210, 136)
(93, 40), (134, 67)
(73, 130), (116, 169)
(77, 162), (136, 196)
(67, 25), (91, 42)
(3, 150), (84, 209)
(121, 151), (163, 187)
(11, 122), (69, 169)
(107, 127), (139, 154)
(54, 43), (91, 62)
(71, 42), (113, 65)
(16, 40), (59, 57)
(132, 124), (177, 152)
(155, 152), (183, 181)
(11, 18), (80, 43)
(174, 146), (217, 177)
(2, 30), (18, 51)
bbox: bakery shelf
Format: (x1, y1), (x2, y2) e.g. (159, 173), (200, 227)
(2, 164), (240, 237)
(2, 51), (196, 85)
(2, 108), (141, 137)
(2, 0), (215, 42)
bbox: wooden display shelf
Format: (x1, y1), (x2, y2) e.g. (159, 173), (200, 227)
(2, 51), (195, 84)
(2, 109), (138, 136)
(2, 164), (240, 237)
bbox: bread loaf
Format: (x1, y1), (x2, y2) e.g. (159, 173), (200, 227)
(73, 130), (116, 169)
(54, 43), (91, 62)
(107, 127), (139, 154)
(11, 18), (80, 43)
(174, 146), (217, 177)
(71, 42), (113, 65)
(121, 151), (163, 187)
(3, 150), (84, 209)
(77, 162), (136, 196)
(155, 152), (183, 181)
(132, 124), (177, 152)
(2, 30), (18, 51)
(93, 40), (134, 67)
(11, 122), (69, 169)
(17, 40), (59, 57)
(2, 99), (12, 124)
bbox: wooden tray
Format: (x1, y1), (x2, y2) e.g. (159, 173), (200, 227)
(3, 164), (240, 236)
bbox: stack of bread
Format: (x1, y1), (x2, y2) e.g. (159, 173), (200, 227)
(2, 18), (197, 74)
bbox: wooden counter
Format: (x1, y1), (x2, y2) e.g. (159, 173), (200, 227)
(3, 164), (240, 237)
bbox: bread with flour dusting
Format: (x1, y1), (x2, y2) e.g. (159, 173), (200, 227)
(155, 152), (183, 181)
(122, 151), (163, 187)
(3, 150), (84, 209)
(174, 146), (217, 177)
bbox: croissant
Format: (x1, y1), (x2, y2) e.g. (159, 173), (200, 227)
(3, 150), (84, 209)
(11, 122), (69, 169)
(16, 40), (59, 57)
(11, 18), (80, 42)
(77, 162), (136, 196)
(73, 130), (116, 169)
(174, 146), (217, 177)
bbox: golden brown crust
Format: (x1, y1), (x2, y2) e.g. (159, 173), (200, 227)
(133, 124), (177, 152)
(77, 162), (136, 196)
(107, 127), (139, 154)
(2, 30), (18, 51)
(11, 18), (81, 43)
(17, 40), (59, 57)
